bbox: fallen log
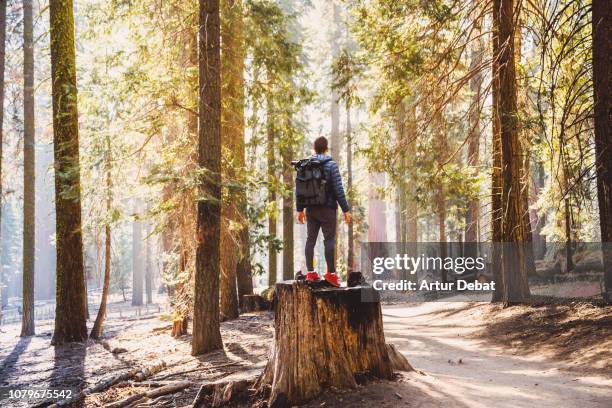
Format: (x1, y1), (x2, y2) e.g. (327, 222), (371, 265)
(255, 280), (413, 407)
(104, 381), (193, 408)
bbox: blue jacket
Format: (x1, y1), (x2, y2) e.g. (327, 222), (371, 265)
(297, 154), (350, 213)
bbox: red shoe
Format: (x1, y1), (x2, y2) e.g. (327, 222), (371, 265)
(324, 272), (340, 287)
(306, 271), (320, 281)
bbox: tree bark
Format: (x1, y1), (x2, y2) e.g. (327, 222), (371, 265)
(192, 0), (223, 355)
(257, 281), (411, 406)
(267, 92), (277, 286)
(495, 0), (530, 304)
(346, 103), (354, 271)
(491, 0), (504, 302)
(21, 0), (36, 337)
(91, 137), (112, 339)
(592, 0), (612, 302)
(50, 0), (88, 344)
(281, 138), (294, 281)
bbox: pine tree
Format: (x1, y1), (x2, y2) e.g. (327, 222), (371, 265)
(592, 0), (612, 303)
(495, 0), (530, 304)
(90, 135), (112, 339)
(21, 0), (36, 337)
(281, 130), (294, 280)
(266, 92), (277, 285)
(220, 0), (244, 319)
(192, 0), (223, 355)
(131, 206), (143, 306)
(50, 0), (88, 344)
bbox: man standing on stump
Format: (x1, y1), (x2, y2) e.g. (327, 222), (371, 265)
(297, 136), (351, 287)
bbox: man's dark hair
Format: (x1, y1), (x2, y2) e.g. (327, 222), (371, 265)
(314, 136), (329, 154)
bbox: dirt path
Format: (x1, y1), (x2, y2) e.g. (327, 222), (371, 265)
(381, 302), (612, 408)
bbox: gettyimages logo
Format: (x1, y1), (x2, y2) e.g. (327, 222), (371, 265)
(358, 242), (608, 302)
(371, 253), (486, 275)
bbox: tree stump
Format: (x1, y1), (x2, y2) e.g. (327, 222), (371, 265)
(171, 316), (188, 337)
(240, 294), (270, 313)
(256, 280), (411, 407)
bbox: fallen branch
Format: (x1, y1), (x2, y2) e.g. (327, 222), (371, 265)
(154, 361), (243, 381)
(105, 381), (193, 408)
(45, 361), (167, 408)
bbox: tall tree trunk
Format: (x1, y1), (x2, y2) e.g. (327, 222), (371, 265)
(0, 0), (5, 326)
(397, 101), (418, 244)
(236, 224), (253, 297)
(532, 162), (546, 258)
(434, 104), (448, 283)
(346, 103), (354, 271)
(395, 101), (418, 245)
(21, 0), (36, 337)
(465, 15), (483, 245)
(192, 0), (223, 355)
(91, 136), (112, 339)
(330, 1), (341, 265)
(171, 24), (199, 335)
(145, 222), (153, 304)
(267, 92), (277, 286)
(131, 207), (143, 306)
(491, 0), (504, 301)
(495, 0), (530, 304)
(592, 0), (612, 302)
(50, 0), (88, 344)
(515, 8), (537, 278)
(223, 0), (253, 301)
(406, 106), (418, 242)
(219, 0), (243, 320)
(282, 137), (294, 280)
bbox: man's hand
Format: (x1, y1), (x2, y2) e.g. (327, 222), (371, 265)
(343, 212), (351, 225)
(297, 211), (305, 224)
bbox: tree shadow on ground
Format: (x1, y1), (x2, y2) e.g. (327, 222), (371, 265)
(302, 374), (472, 408)
(0, 336), (32, 387)
(472, 302), (612, 375)
(49, 341), (87, 405)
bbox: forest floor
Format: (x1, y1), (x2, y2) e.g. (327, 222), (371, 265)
(0, 297), (610, 407)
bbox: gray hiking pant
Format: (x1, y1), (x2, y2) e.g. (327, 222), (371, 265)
(305, 206), (337, 273)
